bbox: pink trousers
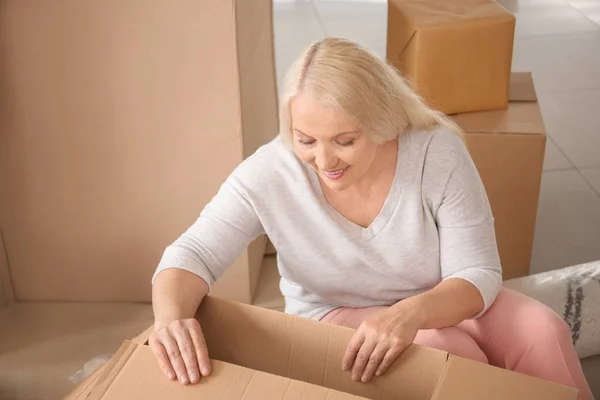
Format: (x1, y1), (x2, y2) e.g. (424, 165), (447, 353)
(321, 288), (593, 400)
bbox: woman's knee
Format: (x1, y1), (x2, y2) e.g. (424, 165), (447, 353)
(530, 302), (573, 344)
(483, 288), (573, 344)
(414, 327), (489, 365)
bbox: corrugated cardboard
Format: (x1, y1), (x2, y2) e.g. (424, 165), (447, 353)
(431, 356), (578, 400)
(69, 296), (578, 400)
(453, 72), (546, 279)
(0, 0), (278, 303)
(387, 0), (516, 114)
(196, 298), (447, 400)
(87, 341), (369, 400)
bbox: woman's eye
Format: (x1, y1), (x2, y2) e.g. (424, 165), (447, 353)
(298, 139), (315, 146)
(338, 140), (354, 147)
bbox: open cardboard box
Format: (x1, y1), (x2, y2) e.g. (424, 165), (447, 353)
(68, 297), (579, 400)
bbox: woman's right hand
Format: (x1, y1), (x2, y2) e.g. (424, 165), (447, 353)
(149, 318), (211, 385)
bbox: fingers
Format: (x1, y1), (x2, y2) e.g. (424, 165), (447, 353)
(161, 333), (190, 384)
(149, 338), (176, 381)
(351, 339), (377, 382)
(342, 330), (365, 372)
(174, 327), (201, 384)
(150, 319), (211, 386)
(376, 345), (405, 377)
(189, 321), (211, 377)
(342, 324), (410, 384)
(360, 342), (388, 383)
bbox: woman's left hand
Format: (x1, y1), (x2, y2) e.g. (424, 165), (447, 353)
(342, 302), (424, 383)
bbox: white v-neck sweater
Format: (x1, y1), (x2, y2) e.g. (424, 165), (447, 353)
(153, 128), (502, 320)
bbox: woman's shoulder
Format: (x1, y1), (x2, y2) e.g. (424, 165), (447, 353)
(403, 127), (476, 206)
(404, 126), (471, 176)
(405, 126), (468, 163)
(227, 135), (305, 192)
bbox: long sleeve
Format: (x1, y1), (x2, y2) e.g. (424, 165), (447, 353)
(428, 131), (503, 317)
(152, 173), (265, 288)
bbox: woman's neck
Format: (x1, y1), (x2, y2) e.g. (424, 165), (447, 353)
(342, 138), (399, 199)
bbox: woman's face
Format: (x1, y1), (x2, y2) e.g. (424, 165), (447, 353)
(289, 93), (381, 192)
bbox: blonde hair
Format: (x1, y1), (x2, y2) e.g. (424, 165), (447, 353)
(279, 37), (463, 145)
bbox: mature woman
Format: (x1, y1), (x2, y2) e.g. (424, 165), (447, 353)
(149, 38), (593, 399)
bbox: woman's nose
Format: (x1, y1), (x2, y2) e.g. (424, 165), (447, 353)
(315, 148), (338, 171)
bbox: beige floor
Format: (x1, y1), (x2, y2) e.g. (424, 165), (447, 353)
(0, 302), (154, 399)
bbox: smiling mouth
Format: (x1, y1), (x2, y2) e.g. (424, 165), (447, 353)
(323, 167), (349, 180)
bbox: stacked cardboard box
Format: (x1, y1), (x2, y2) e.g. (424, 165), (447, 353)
(453, 73), (546, 280)
(387, 0), (545, 280)
(0, 0), (277, 306)
(387, 0), (516, 115)
(0, 0), (277, 398)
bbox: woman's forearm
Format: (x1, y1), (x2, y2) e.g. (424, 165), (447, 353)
(397, 278), (486, 330)
(152, 268), (209, 329)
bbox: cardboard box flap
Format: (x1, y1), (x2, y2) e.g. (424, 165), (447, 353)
(64, 325), (158, 400)
(64, 366), (106, 400)
(389, 0), (514, 59)
(451, 73), (545, 136)
(195, 296), (448, 400)
(87, 341), (370, 400)
(431, 356), (578, 400)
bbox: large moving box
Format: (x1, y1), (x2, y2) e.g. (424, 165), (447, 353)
(66, 296), (579, 400)
(387, 0), (515, 115)
(455, 73), (546, 279)
(0, 0), (278, 304)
